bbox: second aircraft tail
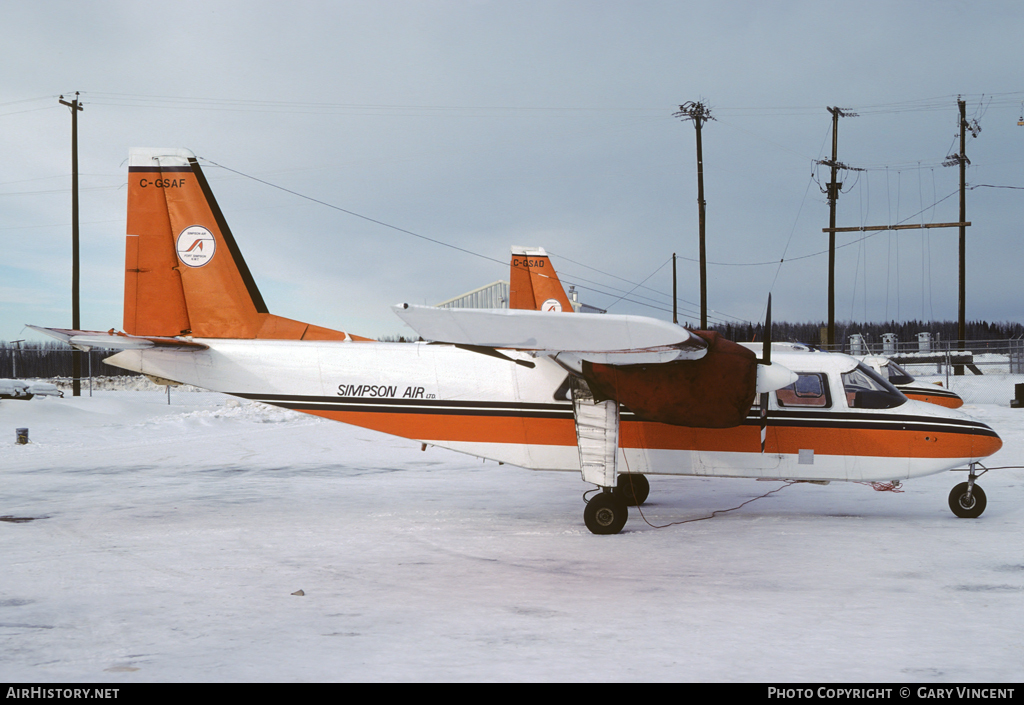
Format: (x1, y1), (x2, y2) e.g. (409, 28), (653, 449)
(508, 246), (573, 312)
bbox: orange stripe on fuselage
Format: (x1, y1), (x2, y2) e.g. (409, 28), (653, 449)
(295, 407), (1000, 460)
(302, 409), (576, 445)
(902, 391), (964, 409)
(629, 419), (999, 459)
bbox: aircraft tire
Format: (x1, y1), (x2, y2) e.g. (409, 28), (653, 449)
(948, 482), (987, 519)
(617, 473), (650, 506)
(584, 493), (628, 535)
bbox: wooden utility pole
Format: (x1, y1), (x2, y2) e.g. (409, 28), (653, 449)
(59, 92), (84, 396)
(820, 107), (857, 348)
(674, 101), (714, 329)
(940, 96), (979, 372)
(957, 97), (968, 357)
(823, 99), (976, 367)
(672, 252), (678, 324)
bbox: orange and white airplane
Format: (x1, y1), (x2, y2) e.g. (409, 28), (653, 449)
(859, 355), (965, 409)
(31, 148), (1002, 534)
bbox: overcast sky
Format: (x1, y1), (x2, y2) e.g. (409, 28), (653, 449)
(3, 0), (1023, 344)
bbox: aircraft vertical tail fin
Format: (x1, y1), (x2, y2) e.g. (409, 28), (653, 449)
(124, 148), (367, 341)
(124, 149), (195, 337)
(508, 246), (574, 312)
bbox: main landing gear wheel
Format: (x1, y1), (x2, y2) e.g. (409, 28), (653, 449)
(617, 473), (650, 506)
(584, 492), (629, 535)
(949, 482), (987, 518)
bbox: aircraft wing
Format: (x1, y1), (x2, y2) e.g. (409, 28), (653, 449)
(392, 304), (707, 365)
(26, 326), (209, 352)
(393, 303), (793, 429)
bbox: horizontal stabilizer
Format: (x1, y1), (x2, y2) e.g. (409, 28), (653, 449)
(392, 305), (706, 360)
(26, 326), (209, 352)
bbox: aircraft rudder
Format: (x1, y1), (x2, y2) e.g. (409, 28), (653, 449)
(125, 149), (193, 336)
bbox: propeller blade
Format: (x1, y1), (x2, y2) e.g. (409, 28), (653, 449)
(760, 294), (772, 453)
(760, 391), (769, 453)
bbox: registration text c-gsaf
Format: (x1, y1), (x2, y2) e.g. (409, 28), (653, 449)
(138, 177), (187, 188)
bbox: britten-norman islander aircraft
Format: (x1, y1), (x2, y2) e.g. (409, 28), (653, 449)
(31, 148), (1002, 534)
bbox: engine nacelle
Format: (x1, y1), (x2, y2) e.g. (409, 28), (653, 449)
(581, 331), (758, 428)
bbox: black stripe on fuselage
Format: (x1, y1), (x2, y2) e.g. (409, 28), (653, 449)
(234, 393), (575, 419)
(900, 386), (962, 398)
(757, 408), (998, 437)
(232, 392), (997, 438)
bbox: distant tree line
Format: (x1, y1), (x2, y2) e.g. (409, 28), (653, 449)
(694, 319), (1024, 351)
(639, 318), (1024, 354)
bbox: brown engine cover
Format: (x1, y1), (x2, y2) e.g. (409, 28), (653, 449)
(582, 331), (758, 428)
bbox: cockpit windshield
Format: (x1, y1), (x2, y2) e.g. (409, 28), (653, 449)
(882, 360), (915, 386)
(842, 362), (907, 409)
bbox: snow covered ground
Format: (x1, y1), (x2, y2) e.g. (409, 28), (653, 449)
(2, 384), (1023, 682)
(901, 355), (1024, 405)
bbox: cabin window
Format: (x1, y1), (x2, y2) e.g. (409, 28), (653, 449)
(775, 373), (831, 408)
(842, 363), (907, 409)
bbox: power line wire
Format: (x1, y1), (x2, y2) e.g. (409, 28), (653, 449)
(200, 157), (751, 325)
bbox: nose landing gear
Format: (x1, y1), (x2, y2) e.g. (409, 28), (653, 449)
(949, 463), (988, 518)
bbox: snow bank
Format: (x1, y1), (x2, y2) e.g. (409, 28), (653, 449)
(44, 375), (209, 393)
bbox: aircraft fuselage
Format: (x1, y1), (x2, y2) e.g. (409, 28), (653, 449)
(106, 341), (1001, 485)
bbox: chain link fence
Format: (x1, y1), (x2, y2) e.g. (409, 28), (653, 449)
(845, 335), (1024, 405)
(0, 345), (143, 387)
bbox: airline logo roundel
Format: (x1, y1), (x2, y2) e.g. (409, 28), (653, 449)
(176, 226), (217, 267)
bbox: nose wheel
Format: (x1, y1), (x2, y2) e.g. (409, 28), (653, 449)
(949, 482), (987, 518)
(949, 463), (988, 518)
